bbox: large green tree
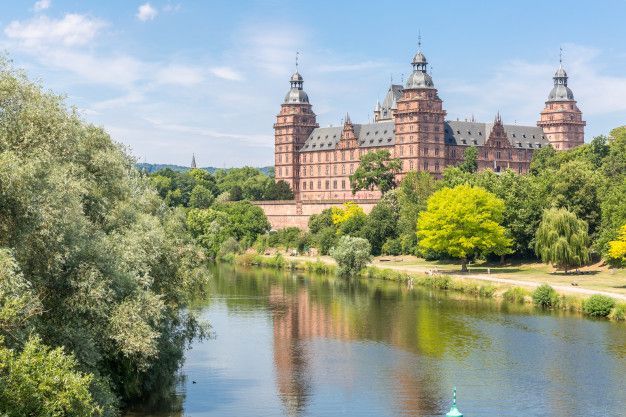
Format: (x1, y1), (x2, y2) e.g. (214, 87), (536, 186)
(350, 149), (401, 194)
(0, 59), (209, 415)
(534, 208), (590, 273)
(417, 185), (512, 271)
(361, 191), (400, 255)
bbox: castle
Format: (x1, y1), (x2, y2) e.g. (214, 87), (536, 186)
(273, 44), (585, 201)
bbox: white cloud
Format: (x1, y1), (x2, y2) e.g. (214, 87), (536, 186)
(242, 25), (307, 75)
(136, 3), (158, 21)
(156, 65), (204, 86)
(5, 14), (105, 47)
(33, 0), (51, 12)
(210, 66), (244, 81)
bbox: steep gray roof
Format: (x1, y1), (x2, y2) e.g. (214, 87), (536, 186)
(300, 121), (395, 152)
(444, 120), (549, 149)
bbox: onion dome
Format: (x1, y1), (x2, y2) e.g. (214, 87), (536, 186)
(406, 41), (434, 89)
(284, 70), (309, 104)
(547, 64), (574, 102)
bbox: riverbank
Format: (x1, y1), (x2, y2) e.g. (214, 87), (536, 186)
(231, 252), (626, 321)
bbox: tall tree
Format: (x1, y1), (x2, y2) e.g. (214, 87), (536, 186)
(608, 224), (626, 266)
(534, 208), (590, 273)
(350, 149), (401, 194)
(458, 146), (478, 173)
(417, 185), (512, 271)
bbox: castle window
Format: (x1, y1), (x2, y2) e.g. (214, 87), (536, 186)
(303, 181), (306, 190)
(318, 180), (321, 189)
(435, 161), (440, 172)
(435, 147), (439, 156)
(410, 160), (414, 170)
(333, 180), (337, 189)
(342, 165), (346, 174)
(350, 164), (354, 174)
(423, 160), (429, 170)
(497, 151), (501, 159)
(326, 165), (329, 175)
(341, 180), (346, 189)
(325, 180), (330, 189)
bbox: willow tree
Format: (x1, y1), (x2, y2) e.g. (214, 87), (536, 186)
(534, 208), (590, 273)
(417, 185), (512, 271)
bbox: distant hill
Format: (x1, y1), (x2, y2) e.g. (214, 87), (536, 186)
(137, 163), (273, 176)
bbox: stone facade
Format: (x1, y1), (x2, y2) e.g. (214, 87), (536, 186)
(273, 46), (585, 202)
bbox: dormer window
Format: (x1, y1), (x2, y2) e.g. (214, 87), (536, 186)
(479, 132), (482, 136)
(523, 134), (526, 138)
(468, 131), (471, 135)
(512, 134), (516, 138)
(473, 140), (477, 145)
(457, 130), (461, 134)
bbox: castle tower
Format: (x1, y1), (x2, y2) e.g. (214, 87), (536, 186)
(394, 37), (446, 179)
(537, 54), (585, 150)
(274, 60), (318, 197)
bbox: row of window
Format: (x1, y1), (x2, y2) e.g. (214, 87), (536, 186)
(302, 179), (347, 191)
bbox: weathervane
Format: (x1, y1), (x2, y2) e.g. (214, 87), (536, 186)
(418, 29), (422, 51)
(295, 51), (299, 71)
(559, 46), (563, 66)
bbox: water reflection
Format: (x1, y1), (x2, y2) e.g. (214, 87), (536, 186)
(125, 265), (626, 417)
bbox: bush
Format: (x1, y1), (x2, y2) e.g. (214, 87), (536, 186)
(382, 237), (402, 256)
(218, 237), (240, 259)
(532, 284), (559, 308)
(330, 236), (372, 277)
(582, 295), (615, 317)
(503, 287), (528, 303)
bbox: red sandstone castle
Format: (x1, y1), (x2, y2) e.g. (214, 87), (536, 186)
(274, 45), (585, 201)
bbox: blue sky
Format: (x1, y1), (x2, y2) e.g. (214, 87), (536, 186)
(1, 0), (625, 167)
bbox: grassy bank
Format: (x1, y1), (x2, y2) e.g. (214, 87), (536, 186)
(228, 253), (626, 322)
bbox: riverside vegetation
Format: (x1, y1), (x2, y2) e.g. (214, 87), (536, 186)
(0, 62), (213, 415)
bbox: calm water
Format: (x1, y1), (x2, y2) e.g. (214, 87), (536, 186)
(126, 265), (626, 417)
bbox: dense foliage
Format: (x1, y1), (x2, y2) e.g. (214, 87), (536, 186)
(0, 62), (210, 415)
(150, 166), (293, 206)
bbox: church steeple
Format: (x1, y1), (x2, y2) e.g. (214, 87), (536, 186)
(191, 153), (197, 169)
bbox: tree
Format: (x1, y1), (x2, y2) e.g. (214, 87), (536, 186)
(189, 185), (215, 208)
(330, 236), (372, 277)
(459, 146), (478, 173)
(608, 224), (626, 265)
(350, 149), (401, 194)
(361, 191), (399, 255)
(331, 202), (366, 236)
(0, 336), (99, 417)
(397, 172), (437, 254)
(534, 208), (590, 273)
(264, 180), (294, 200)
(417, 185), (512, 271)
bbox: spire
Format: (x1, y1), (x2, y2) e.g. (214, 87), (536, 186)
(418, 29), (422, 52)
(495, 111), (502, 124)
(546, 47), (574, 102)
(191, 153), (197, 169)
(284, 52), (309, 103)
(344, 112), (351, 125)
(295, 50), (299, 71)
(406, 34), (434, 89)
(445, 387), (463, 417)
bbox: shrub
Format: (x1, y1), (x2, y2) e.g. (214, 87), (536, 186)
(503, 287), (528, 303)
(218, 237), (240, 260)
(330, 236), (372, 277)
(382, 237), (402, 256)
(582, 295), (615, 317)
(317, 227), (337, 255)
(532, 284), (559, 308)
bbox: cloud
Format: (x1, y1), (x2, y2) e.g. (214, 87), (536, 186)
(242, 25), (307, 75)
(5, 14), (105, 47)
(33, 0), (51, 12)
(156, 65), (204, 86)
(136, 3), (158, 21)
(163, 3), (182, 13)
(92, 91), (145, 110)
(210, 66), (244, 81)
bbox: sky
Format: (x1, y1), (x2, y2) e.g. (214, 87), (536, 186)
(1, 0), (625, 167)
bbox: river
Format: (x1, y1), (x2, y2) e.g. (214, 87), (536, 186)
(125, 265), (626, 417)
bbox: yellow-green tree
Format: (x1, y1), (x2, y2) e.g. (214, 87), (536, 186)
(331, 202), (366, 236)
(417, 185), (512, 271)
(608, 224), (626, 265)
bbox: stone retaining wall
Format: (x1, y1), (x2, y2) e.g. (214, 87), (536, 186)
(252, 199), (378, 230)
